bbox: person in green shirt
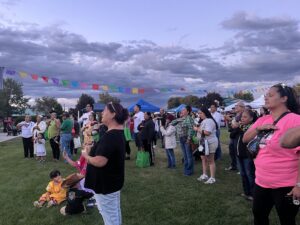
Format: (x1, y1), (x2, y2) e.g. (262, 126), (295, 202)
(60, 112), (73, 158)
(171, 105), (195, 176)
(47, 112), (61, 161)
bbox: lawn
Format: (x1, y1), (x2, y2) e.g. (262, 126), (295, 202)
(0, 129), (298, 225)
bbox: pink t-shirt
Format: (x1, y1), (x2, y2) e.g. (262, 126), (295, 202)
(249, 113), (300, 188)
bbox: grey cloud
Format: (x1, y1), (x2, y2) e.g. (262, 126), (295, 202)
(222, 11), (298, 30)
(1, 12), (300, 106)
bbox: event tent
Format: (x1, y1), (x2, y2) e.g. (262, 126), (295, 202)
(128, 99), (160, 113)
(249, 95), (265, 109)
(224, 100), (247, 112)
(168, 104), (198, 113)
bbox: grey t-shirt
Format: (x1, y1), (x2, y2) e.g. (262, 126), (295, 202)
(200, 118), (218, 144)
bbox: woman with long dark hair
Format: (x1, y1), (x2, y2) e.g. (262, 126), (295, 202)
(194, 107), (219, 184)
(243, 83), (300, 225)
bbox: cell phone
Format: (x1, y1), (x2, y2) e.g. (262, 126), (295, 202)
(285, 195), (300, 205)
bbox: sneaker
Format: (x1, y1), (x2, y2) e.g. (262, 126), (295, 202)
(197, 174), (209, 182)
(47, 200), (56, 208)
(225, 166), (237, 171)
(153, 145), (156, 149)
(204, 177), (216, 184)
(33, 201), (43, 208)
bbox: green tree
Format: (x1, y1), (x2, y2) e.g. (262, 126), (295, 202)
(233, 91), (254, 101)
(75, 94), (95, 113)
(182, 95), (201, 108)
(33, 96), (63, 115)
(98, 92), (120, 104)
(0, 78), (29, 117)
(167, 97), (183, 109)
(293, 83), (300, 98)
(205, 92), (224, 107)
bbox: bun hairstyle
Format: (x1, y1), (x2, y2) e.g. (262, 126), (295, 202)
(107, 102), (129, 124)
(272, 83), (300, 114)
(185, 105), (192, 115)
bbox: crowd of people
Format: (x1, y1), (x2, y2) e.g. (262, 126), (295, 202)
(12, 83), (300, 225)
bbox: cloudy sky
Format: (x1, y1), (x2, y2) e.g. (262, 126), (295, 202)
(1, 0), (300, 108)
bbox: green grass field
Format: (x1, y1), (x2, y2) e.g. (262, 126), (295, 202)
(0, 129), (298, 225)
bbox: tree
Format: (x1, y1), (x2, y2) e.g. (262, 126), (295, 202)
(205, 92), (224, 107)
(75, 93), (95, 113)
(293, 83), (300, 98)
(98, 92), (120, 104)
(0, 78), (29, 117)
(182, 95), (201, 108)
(33, 96), (63, 115)
(167, 97), (183, 109)
(233, 91), (254, 101)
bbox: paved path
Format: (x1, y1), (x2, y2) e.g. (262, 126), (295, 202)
(0, 133), (20, 143)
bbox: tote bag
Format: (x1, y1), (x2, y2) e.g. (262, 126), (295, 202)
(136, 151), (150, 168)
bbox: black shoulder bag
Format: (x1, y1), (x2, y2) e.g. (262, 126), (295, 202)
(247, 112), (290, 158)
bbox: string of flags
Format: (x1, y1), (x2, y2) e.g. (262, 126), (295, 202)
(2, 67), (270, 95)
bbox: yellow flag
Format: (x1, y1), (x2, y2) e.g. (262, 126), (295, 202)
(19, 71), (28, 78)
(102, 85), (109, 91)
(132, 88), (138, 94)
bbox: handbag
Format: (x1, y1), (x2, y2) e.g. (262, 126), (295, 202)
(195, 131), (210, 156)
(124, 127), (132, 142)
(136, 151), (150, 168)
(247, 112), (290, 158)
(73, 136), (82, 149)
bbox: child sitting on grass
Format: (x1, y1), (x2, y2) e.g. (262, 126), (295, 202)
(60, 173), (94, 216)
(33, 170), (67, 208)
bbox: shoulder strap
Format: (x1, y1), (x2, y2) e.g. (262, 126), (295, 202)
(273, 112), (290, 126)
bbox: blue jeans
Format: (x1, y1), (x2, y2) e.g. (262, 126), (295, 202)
(214, 129), (222, 160)
(166, 149), (176, 168)
(94, 191), (122, 225)
(60, 133), (72, 158)
(179, 137), (194, 175)
(237, 157), (255, 196)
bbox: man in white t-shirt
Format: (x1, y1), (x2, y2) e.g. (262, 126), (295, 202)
(210, 103), (222, 160)
(17, 115), (35, 158)
(133, 104), (144, 150)
(78, 103), (94, 127)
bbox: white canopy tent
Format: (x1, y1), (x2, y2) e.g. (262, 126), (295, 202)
(224, 100), (247, 112)
(249, 95), (265, 109)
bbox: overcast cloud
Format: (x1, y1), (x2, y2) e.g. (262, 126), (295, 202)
(1, 11), (300, 107)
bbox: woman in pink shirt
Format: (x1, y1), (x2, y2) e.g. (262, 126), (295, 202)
(243, 83), (300, 225)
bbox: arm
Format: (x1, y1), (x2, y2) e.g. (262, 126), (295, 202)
(63, 151), (77, 167)
(280, 127), (300, 148)
(85, 154), (108, 168)
(162, 126), (176, 136)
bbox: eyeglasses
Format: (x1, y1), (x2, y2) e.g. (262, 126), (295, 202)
(108, 102), (116, 112)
